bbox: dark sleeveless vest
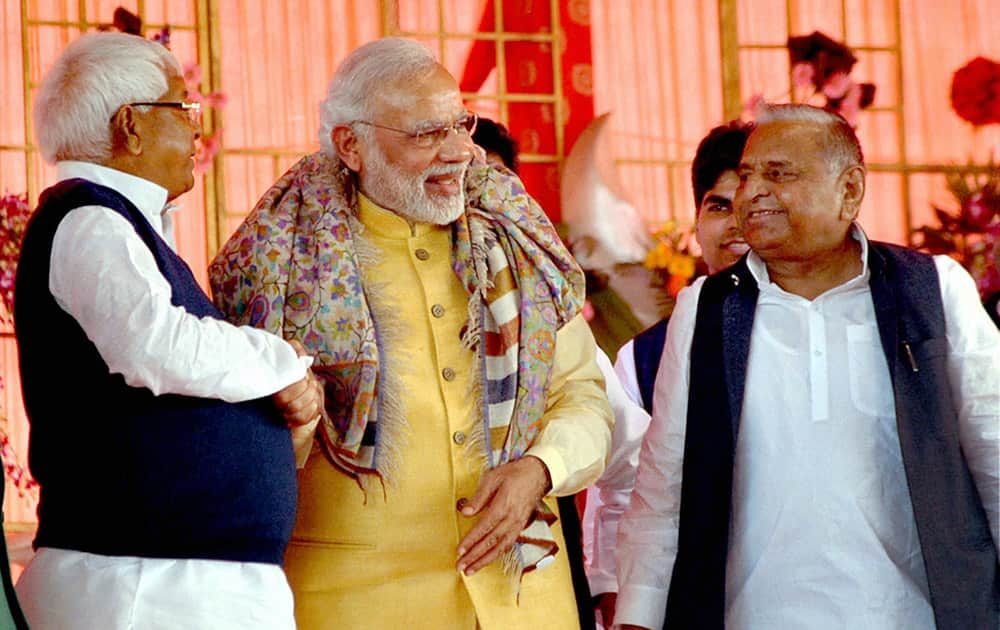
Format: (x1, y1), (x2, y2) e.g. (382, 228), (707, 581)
(663, 243), (999, 630)
(633, 318), (669, 413)
(14, 179), (297, 565)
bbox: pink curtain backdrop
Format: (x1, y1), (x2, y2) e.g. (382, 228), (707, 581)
(2, 0), (999, 529)
(592, 0), (1000, 243)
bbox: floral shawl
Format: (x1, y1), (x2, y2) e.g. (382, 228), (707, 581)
(208, 151), (584, 575)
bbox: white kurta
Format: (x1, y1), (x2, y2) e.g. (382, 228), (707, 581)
(615, 228), (1000, 629)
(15, 161), (307, 630)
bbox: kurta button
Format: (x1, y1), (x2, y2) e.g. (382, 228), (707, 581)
(456, 497), (468, 511)
(730, 273), (740, 287)
(431, 304), (445, 318)
(452, 430), (466, 445)
(414, 248), (430, 261)
(442, 367), (456, 381)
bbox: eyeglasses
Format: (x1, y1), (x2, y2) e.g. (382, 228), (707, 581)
(129, 100), (202, 126)
(352, 111), (478, 149)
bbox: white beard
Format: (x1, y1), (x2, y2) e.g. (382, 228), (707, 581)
(360, 143), (467, 225)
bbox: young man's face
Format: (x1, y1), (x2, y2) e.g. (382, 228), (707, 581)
(696, 169), (749, 273)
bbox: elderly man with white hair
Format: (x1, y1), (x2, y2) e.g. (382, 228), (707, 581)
(614, 103), (999, 630)
(210, 37), (613, 629)
(14, 32), (324, 629)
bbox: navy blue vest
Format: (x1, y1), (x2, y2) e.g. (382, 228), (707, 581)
(664, 243), (999, 630)
(14, 179), (297, 565)
(633, 318), (669, 413)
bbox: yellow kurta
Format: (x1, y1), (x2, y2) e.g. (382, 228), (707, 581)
(286, 196), (612, 630)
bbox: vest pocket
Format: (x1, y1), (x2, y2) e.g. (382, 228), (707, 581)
(846, 324), (895, 417)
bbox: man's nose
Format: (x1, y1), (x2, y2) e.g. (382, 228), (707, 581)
(436, 126), (474, 162)
(724, 208), (742, 232)
(738, 174), (770, 205)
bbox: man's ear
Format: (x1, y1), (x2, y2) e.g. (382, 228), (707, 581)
(839, 164), (865, 221)
(332, 126), (362, 172)
(110, 106), (143, 156)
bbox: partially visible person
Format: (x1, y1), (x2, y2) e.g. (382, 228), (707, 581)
(473, 117), (519, 173)
(615, 103), (999, 630)
(13, 32), (323, 629)
(210, 38), (612, 629)
(582, 121), (753, 628)
(612, 121), (753, 412)
(985, 288), (1000, 328)
(473, 114), (596, 630)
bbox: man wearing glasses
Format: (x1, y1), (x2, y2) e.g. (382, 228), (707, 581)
(210, 37), (613, 629)
(15, 32), (323, 629)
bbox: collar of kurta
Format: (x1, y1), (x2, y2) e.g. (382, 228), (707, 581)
(208, 151), (584, 576)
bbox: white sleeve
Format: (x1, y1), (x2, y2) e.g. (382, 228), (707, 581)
(613, 278), (702, 630)
(935, 255), (1000, 550)
(49, 206), (307, 402)
(584, 348), (652, 596)
(614, 338), (644, 408)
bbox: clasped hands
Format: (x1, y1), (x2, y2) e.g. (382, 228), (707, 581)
(272, 340), (326, 460)
(456, 455), (551, 576)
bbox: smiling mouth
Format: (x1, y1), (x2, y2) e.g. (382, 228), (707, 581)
(744, 209), (786, 222)
(424, 172), (465, 195)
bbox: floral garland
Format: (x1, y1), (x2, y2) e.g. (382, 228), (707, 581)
(0, 193), (38, 498)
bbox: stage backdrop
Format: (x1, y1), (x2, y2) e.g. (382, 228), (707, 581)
(1, 0), (998, 526)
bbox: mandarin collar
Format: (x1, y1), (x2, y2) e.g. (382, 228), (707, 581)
(356, 191), (444, 239)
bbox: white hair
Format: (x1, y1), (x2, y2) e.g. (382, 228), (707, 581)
(318, 38), (440, 157)
(755, 102), (865, 173)
(33, 32), (181, 164)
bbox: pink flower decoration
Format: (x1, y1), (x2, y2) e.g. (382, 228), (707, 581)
(837, 82), (863, 126)
(963, 190), (1000, 229)
(822, 72), (852, 99)
(742, 92), (764, 119)
(194, 133), (221, 174)
(204, 91), (229, 109)
(791, 62), (815, 88)
(183, 62), (202, 87)
(581, 300), (595, 322)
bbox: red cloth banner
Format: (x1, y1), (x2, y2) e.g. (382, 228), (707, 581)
(460, 0), (595, 221)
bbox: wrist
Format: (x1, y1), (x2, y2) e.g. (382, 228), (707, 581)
(524, 455), (552, 495)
